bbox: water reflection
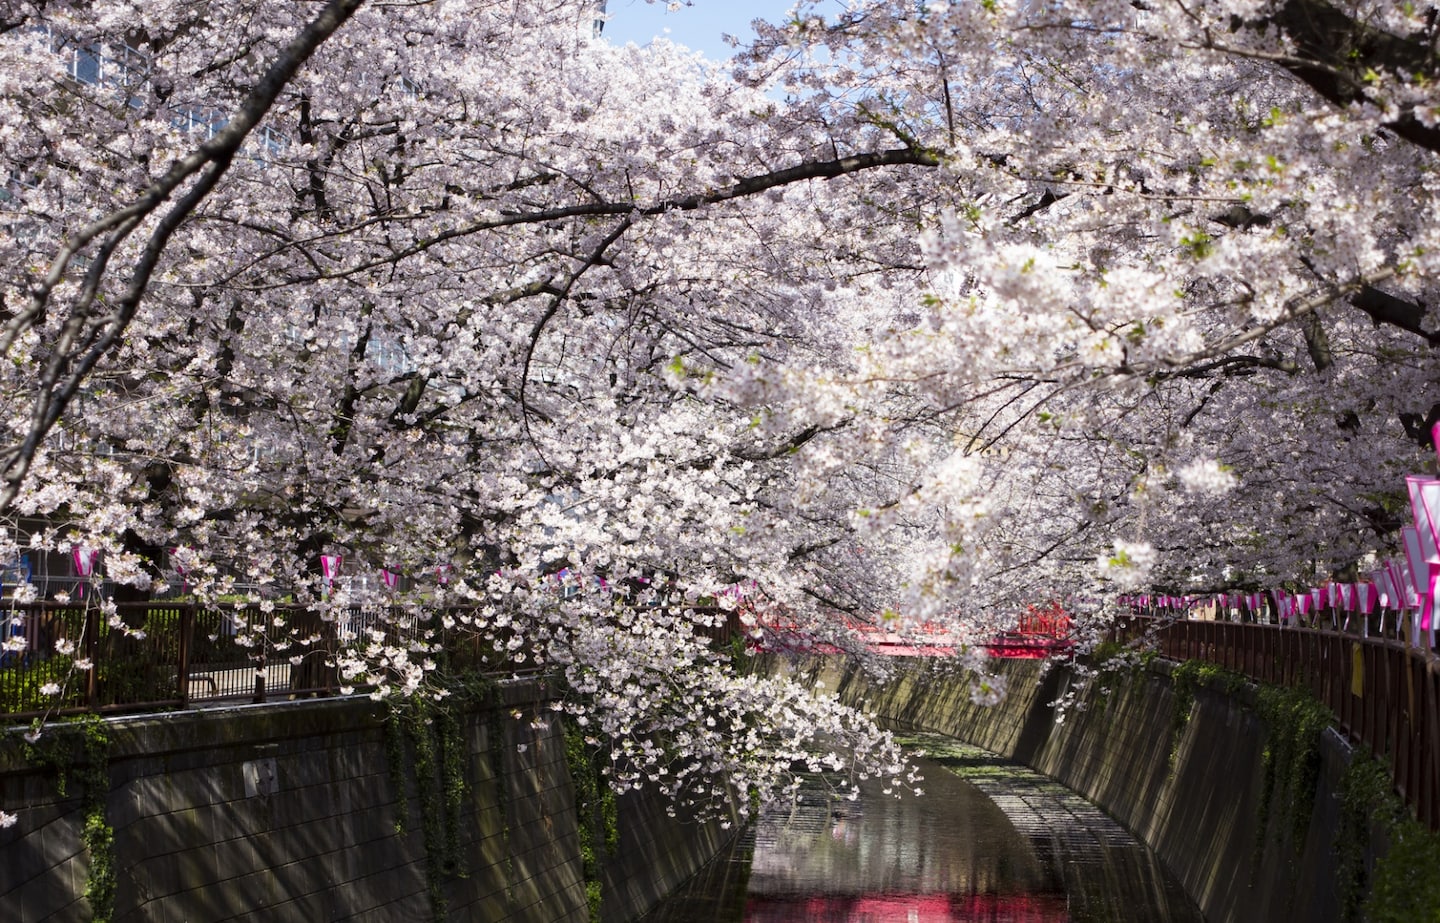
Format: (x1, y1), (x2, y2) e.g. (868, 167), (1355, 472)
(642, 734), (1203, 923)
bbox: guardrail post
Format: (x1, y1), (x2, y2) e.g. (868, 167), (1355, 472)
(253, 617), (267, 704)
(177, 603), (193, 708)
(83, 604), (99, 708)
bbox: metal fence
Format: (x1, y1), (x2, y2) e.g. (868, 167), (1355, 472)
(1, 601), (741, 722)
(0, 602), (504, 720)
(1115, 615), (1440, 831)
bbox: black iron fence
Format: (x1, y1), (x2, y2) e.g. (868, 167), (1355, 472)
(0, 602), (498, 720)
(0, 601), (742, 722)
(1114, 615), (1440, 831)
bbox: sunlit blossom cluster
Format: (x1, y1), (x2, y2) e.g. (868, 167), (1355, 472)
(0, 0), (1436, 830)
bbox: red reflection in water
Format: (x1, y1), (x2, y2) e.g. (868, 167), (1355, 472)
(745, 891), (1070, 922)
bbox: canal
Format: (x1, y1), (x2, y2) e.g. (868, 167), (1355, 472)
(641, 734), (1204, 922)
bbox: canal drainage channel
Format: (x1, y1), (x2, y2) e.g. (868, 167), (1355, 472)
(900, 733), (1202, 922)
(641, 733), (1204, 922)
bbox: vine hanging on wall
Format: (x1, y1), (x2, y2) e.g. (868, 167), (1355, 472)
(1253, 683), (1331, 856)
(382, 695), (472, 923)
(21, 715), (115, 922)
(564, 717), (618, 923)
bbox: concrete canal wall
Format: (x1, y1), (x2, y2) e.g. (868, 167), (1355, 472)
(0, 678), (735, 923)
(775, 655), (1354, 923)
(0, 655), (1369, 923)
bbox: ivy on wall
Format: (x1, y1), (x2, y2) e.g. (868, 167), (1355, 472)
(21, 715), (115, 922)
(1252, 683), (1331, 854)
(1149, 658), (1329, 854)
(1335, 752), (1440, 923)
(564, 718), (618, 923)
(1167, 660), (1245, 773)
(1127, 655), (1440, 920)
(383, 692), (475, 923)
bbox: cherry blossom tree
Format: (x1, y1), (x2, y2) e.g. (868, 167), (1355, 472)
(0, 0), (940, 816)
(1, 0), (1438, 822)
(727, 0), (1440, 613)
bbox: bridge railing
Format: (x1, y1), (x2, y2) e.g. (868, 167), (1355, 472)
(1114, 615), (1440, 831)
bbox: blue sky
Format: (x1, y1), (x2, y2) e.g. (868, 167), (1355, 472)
(600, 0), (797, 61)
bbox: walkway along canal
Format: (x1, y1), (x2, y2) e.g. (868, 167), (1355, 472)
(644, 733), (1202, 922)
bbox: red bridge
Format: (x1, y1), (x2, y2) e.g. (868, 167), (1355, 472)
(983, 605), (1074, 659)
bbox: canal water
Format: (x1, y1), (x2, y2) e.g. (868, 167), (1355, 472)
(641, 734), (1204, 923)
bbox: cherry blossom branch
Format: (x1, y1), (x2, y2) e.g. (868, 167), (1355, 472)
(1116, 268), (1400, 379)
(1198, 0), (1440, 153)
(0, 0), (367, 514)
(290, 147), (944, 282)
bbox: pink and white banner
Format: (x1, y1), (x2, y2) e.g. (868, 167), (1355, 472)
(381, 568), (399, 590)
(72, 545), (99, 577)
(1407, 475), (1440, 560)
(1373, 570), (1395, 610)
(321, 554), (343, 587)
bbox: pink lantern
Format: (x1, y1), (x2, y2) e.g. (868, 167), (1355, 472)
(1405, 475), (1440, 635)
(1358, 582), (1377, 614)
(169, 546), (191, 593)
(321, 554), (343, 589)
(1403, 527), (1433, 631)
(1407, 476), (1440, 561)
(1372, 570), (1394, 610)
(1398, 542), (1423, 610)
(72, 545), (99, 577)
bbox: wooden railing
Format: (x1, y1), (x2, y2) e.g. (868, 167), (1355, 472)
(1115, 615), (1440, 831)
